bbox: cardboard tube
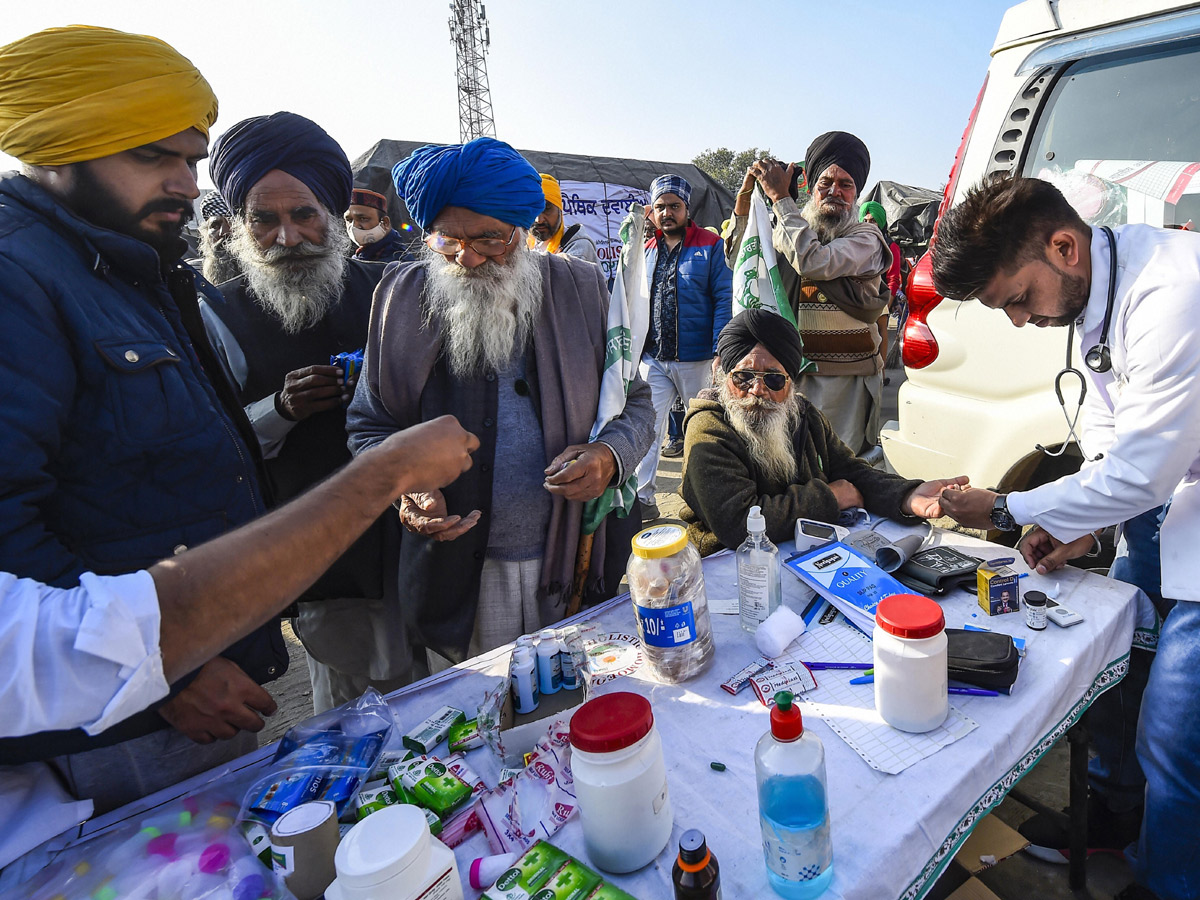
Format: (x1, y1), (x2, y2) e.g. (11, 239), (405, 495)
(270, 800), (340, 900)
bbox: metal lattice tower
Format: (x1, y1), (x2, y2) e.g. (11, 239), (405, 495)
(449, 0), (496, 142)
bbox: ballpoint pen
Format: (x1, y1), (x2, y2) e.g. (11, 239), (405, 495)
(802, 662), (874, 671)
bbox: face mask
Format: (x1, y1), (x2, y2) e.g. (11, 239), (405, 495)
(347, 221), (387, 246)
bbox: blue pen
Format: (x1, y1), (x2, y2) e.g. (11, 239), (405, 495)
(848, 675), (998, 697)
(849, 674), (874, 685)
(803, 662), (874, 671)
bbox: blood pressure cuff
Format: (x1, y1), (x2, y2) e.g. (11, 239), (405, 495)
(946, 628), (1021, 694)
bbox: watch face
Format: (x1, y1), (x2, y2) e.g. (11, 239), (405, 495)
(991, 497), (1016, 531)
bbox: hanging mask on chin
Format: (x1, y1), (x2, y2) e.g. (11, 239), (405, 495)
(348, 221), (387, 246)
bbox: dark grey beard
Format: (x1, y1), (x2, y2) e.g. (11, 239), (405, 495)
(801, 195), (857, 244)
(421, 240), (543, 379)
(719, 376), (802, 484)
(228, 211), (351, 334)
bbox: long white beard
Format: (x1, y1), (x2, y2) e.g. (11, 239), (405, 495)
(422, 240), (543, 379)
(719, 377), (802, 484)
(801, 194), (857, 244)
(228, 211), (351, 334)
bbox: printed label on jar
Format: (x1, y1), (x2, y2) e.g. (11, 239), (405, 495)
(634, 600), (697, 648)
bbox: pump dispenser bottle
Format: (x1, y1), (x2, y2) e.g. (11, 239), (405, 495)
(738, 505), (781, 632)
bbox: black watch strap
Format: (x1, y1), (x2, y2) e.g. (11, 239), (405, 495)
(991, 494), (1017, 532)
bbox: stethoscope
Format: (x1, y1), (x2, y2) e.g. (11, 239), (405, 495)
(1038, 226), (1117, 461)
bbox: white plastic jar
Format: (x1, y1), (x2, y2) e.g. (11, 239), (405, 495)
(873, 594), (948, 733)
(569, 692), (673, 873)
(324, 805), (463, 900)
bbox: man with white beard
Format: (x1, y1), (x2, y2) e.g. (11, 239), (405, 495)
(200, 112), (399, 712)
(726, 132), (892, 454)
(195, 192), (240, 285)
(678, 310), (964, 556)
(347, 137), (655, 671)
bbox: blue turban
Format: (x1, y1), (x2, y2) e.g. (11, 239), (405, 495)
(391, 136), (543, 231)
(209, 111), (352, 216)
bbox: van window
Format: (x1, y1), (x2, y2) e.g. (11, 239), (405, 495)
(1023, 39), (1200, 229)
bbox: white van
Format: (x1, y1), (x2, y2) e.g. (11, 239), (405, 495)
(880, 0), (1200, 501)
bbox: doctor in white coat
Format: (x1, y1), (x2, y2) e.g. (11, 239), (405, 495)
(931, 175), (1200, 900)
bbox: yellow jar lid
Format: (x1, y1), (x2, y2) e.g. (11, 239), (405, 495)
(631, 524), (688, 559)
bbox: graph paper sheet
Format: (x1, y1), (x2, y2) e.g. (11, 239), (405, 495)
(781, 599), (978, 775)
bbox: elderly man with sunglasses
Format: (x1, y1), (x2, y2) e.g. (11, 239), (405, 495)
(347, 138), (654, 673)
(678, 310), (965, 556)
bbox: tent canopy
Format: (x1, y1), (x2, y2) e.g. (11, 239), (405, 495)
(861, 181), (942, 254)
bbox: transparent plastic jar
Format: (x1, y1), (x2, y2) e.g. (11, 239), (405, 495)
(626, 524), (714, 683)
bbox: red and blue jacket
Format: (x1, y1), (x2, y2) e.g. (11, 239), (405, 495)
(644, 222), (733, 362)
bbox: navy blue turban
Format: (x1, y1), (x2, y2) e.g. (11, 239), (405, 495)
(391, 136), (543, 231)
(209, 111), (353, 216)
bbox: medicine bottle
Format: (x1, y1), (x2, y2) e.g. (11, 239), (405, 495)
(626, 524), (714, 683)
(536, 628), (562, 695)
(672, 829), (722, 899)
(873, 594), (948, 733)
(1024, 590), (1048, 630)
(325, 805), (463, 900)
(569, 692), (673, 873)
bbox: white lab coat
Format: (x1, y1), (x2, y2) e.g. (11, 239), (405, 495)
(0, 570), (168, 869)
(1007, 225), (1200, 602)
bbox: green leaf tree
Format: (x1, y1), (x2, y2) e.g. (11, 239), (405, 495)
(692, 146), (772, 193)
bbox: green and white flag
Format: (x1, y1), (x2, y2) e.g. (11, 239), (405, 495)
(732, 187), (798, 326)
(581, 207), (649, 535)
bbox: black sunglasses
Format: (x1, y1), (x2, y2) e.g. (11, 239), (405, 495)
(730, 370), (789, 391)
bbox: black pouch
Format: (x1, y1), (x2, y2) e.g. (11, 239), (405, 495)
(946, 628), (1021, 694)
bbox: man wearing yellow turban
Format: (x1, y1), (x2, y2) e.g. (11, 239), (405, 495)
(0, 26), (287, 812)
(529, 173), (601, 266)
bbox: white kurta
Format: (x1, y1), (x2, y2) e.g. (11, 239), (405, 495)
(1006, 224), (1200, 601)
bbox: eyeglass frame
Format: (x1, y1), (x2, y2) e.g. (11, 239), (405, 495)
(424, 224), (519, 258)
(728, 369), (790, 392)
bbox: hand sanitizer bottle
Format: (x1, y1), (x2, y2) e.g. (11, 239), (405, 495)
(738, 505), (781, 632)
(756, 691), (833, 897)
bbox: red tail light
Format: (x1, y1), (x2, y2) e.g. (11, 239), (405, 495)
(900, 74), (988, 369)
(902, 253), (942, 368)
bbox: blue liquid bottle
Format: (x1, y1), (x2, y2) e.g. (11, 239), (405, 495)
(755, 691), (833, 897)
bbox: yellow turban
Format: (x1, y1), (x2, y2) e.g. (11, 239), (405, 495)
(0, 25), (218, 166)
(540, 173), (563, 210)
(531, 172), (567, 253)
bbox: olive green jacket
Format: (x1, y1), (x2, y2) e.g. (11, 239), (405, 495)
(679, 391), (922, 556)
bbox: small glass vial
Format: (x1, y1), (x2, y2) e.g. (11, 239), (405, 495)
(673, 829), (722, 899)
(1024, 590), (1048, 630)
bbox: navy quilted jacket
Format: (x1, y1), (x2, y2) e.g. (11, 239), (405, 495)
(0, 174), (286, 762)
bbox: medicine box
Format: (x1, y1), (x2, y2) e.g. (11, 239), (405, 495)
(976, 562), (1020, 617)
(479, 659), (590, 767)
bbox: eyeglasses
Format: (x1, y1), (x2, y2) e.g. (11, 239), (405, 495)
(424, 225), (518, 258)
(729, 370), (789, 392)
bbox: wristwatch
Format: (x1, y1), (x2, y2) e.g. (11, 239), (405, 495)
(990, 494), (1017, 532)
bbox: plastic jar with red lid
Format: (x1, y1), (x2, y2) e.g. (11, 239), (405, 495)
(569, 692), (673, 872)
(873, 594), (948, 733)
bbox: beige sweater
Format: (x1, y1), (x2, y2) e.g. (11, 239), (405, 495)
(726, 197), (891, 376)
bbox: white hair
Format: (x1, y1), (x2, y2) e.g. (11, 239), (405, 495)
(718, 373), (802, 484)
(801, 194), (858, 244)
(227, 206), (352, 334)
(421, 238), (543, 379)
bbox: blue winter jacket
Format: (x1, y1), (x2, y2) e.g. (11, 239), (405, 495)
(0, 173), (285, 763)
(644, 223), (733, 361)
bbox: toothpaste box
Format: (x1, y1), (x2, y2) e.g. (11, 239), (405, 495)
(977, 562), (1021, 617)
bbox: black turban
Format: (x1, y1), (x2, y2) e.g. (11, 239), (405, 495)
(717, 309), (808, 380)
(209, 111), (353, 216)
(805, 131), (870, 195)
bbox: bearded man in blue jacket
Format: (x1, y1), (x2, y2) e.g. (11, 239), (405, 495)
(636, 174), (733, 519)
(0, 26), (286, 813)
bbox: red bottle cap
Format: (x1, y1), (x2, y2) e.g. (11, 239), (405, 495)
(770, 691), (803, 741)
(875, 594), (945, 639)
(569, 692), (654, 753)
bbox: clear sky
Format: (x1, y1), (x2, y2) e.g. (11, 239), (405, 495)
(0, 0), (1016, 194)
